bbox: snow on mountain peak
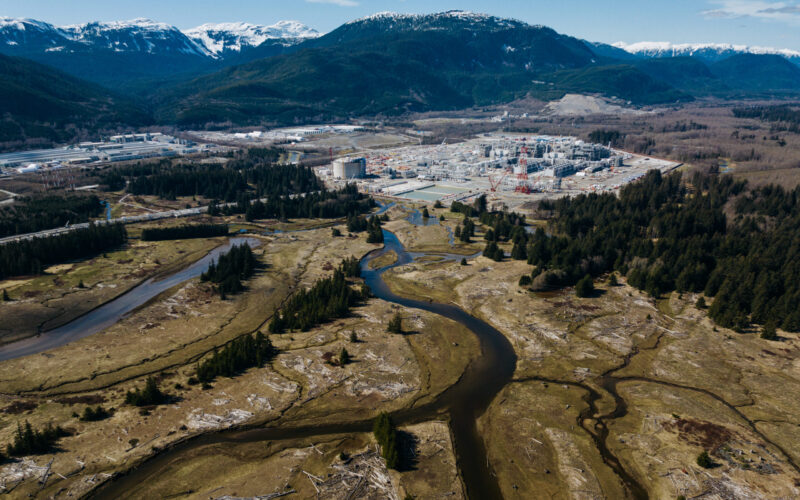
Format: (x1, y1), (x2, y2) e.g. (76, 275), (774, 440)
(58, 18), (211, 57)
(341, 10), (532, 34)
(184, 20), (319, 56)
(614, 41), (800, 60)
(0, 16), (57, 31)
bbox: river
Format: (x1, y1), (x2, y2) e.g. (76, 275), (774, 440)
(3, 209), (653, 498)
(90, 229), (516, 499)
(0, 237), (260, 362)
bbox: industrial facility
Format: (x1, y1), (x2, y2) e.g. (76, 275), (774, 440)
(318, 133), (680, 210)
(0, 133), (219, 175)
(332, 157), (367, 179)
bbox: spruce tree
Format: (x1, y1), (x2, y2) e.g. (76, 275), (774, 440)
(387, 313), (403, 334)
(761, 321), (778, 340)
(575, 275), (594, 298)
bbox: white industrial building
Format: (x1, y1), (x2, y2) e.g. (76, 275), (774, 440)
(332, 157), (367, 179)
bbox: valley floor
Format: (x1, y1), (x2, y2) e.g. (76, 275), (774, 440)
(1, 207), (798, 499)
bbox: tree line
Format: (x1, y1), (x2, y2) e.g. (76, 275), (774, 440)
(0, 223), (127, 280)
(347, 214), (384, 243)
(200, 243), (258, 298)
(196, 331), (276, 383)
(733, 104), (800, 132)
(102, 156), (322, 202)
(522, 170), (800, 332)
(140, 223), (229, 241)
(268, 260), (370, 333)
(0, 194), (103, 238)
(241, 184), (375, 221)
(125, 376), (168, 407)
(6, 421), (69, 457)
(373, 412), (400, 469)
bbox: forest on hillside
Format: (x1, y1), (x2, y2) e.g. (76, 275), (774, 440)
(517, 171), (800, 331)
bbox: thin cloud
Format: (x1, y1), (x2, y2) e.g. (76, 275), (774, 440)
(759, 5), (800, 12)
(702, 1), (800, 22)
(306, 0), (359, 6)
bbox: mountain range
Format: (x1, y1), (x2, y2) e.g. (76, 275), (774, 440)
(2, 10), (800, 146)
(0, 17), (320, 89)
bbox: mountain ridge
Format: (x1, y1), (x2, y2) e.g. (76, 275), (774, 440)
(615, 41), (800, 64)
(2, 10), (800, 133)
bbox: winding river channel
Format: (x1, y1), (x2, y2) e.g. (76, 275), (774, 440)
(4, 207), (655, 499)
(89, 229), (515, 499)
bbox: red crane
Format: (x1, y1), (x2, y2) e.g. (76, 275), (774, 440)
(515, 145), (531, 193)
(517, 146), (529, 181)
(489, 170), (508, 192)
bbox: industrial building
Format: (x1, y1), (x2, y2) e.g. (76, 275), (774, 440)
(0, 133), (218, 175)
(332, 157), (367, 179)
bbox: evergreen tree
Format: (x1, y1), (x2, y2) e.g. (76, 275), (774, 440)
(511, 241), (527, 260)
(373, 412), (400, 469)
(761, 321), (778, 340)
(483, 241), (503, 261)
(697, 451), (714, 468)
(459, 224), (471, 243)
(196, 332), (277, 382)
(80, 406), (113, 422)
(339, 348), (351, 366)
(0, 223), (127, 280)
(575, 274), (594, 298)
(387, 313), (403, 334)
(6, 421), (68, 456)
(268, 259), (369, 333)
(200, 243), (258, 297)
(125, 377), (167, 407)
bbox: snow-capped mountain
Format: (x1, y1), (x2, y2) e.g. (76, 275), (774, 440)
(614, 41), (800, 65)
(0, 17), (72, 51)
(185, 21), (319, 56)
(61, 18), (210, 56)
(0, 16), (321, 87)
(0, 17), (319, 59)
(0, 17), (210, 57)
(341, 10), (530, 33)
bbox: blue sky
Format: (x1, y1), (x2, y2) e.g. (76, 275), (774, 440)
(5, 0), (800, 49)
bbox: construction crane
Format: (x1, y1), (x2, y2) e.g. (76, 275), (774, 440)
(489, 170), (508, 192)
(517, 146), (529, 181)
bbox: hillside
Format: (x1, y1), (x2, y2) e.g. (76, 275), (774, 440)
(0, 17), (318, 92)
(4, 11), (800, 131)
(711, 54), (800, 92)
(0, 53), (150, 150)
(156, 12), (687, 126)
